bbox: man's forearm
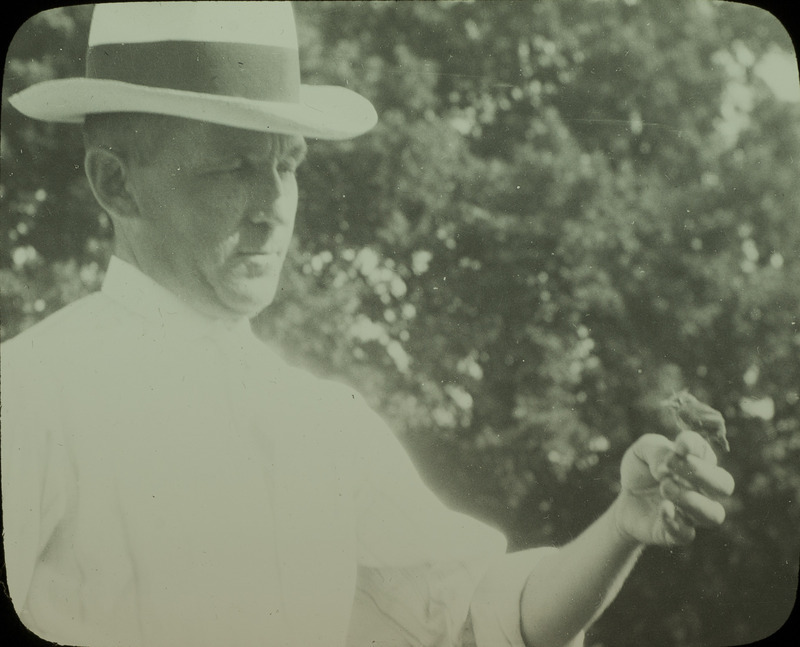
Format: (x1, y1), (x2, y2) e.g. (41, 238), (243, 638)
(519, 498), (644, 647)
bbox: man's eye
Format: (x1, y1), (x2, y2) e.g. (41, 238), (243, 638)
(225, 160), (247, 174)
(204, 157), (299, 177)
(201, 163), (241, 177)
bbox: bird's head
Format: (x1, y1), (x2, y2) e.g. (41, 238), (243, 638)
(661, 389), (690, 411)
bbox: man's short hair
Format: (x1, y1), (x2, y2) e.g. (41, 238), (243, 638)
(82, 112), (177, 165)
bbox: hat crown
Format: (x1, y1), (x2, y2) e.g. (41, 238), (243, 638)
(85, 2), (301, 103)
(88, 2), (298, 49)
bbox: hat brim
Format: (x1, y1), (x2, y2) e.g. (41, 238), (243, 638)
(9, 78), (377, 140)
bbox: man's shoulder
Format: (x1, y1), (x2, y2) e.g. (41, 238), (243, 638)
(273, 355), (364, 404)
(1, 292), (115, 362)
(264, 351), (375, 420)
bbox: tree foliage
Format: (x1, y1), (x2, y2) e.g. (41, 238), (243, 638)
(2, 2), (799, 646)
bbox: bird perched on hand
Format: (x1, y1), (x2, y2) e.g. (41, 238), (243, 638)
(662, 390), (730, 453)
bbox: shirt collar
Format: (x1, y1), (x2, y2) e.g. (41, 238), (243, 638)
(101, 256), (256, 344)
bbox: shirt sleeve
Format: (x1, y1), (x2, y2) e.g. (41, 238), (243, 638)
(467, 548), (586, 647)
(342, 388), (551, 647)
(340, 389), (586, 647)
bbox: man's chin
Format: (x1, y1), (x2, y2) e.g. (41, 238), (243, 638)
(214, 281), (278, 319)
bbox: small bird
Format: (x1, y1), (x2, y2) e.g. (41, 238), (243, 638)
(662, 390), (730, 453)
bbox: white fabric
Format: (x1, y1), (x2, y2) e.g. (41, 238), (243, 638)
(1, 256), (555, 647)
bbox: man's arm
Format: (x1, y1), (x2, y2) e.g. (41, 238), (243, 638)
(517, 502), (643, 647)
(517, 430), (735, 647)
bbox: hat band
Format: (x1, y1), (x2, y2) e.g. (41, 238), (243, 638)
(86, 41), (301, 102)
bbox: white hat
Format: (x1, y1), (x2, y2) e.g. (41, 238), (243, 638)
(9, 2), (378, 140)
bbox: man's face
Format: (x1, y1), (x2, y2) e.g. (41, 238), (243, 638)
(123, 118), (306, 319)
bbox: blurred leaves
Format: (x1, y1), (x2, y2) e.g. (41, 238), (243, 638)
(2, 2), (799, 646)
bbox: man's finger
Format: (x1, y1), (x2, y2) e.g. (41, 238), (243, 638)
(674, 429), (718, 464)
(660, 500), (696, 545)
(666, 452), (735, 497)
(660, 477), (727, 527)
(631, 433), (675, 479)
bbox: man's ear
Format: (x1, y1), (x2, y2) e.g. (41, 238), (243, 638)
(84, 148), (140, 220)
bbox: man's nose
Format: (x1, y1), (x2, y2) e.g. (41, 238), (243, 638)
(247, 165), (283, 222)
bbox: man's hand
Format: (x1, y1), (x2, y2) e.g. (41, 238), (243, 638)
(613, 431), (735, 546)
(517, 431), (735, 647)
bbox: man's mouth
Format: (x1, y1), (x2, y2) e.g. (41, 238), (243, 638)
(237, 244), (284, 257)
(231, 252), (283, 279)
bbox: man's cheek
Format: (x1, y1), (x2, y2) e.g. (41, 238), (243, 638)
(196, 183), (247, 217)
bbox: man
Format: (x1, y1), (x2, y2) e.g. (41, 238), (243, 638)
(2, 3), (735, 647)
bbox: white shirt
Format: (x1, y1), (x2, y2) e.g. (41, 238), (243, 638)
(1, 256), (558, 647)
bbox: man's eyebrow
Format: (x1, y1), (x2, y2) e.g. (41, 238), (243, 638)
(189, 135), (307, 171)
(186, 154), (241, 172)
(239, 136), (307, 165)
